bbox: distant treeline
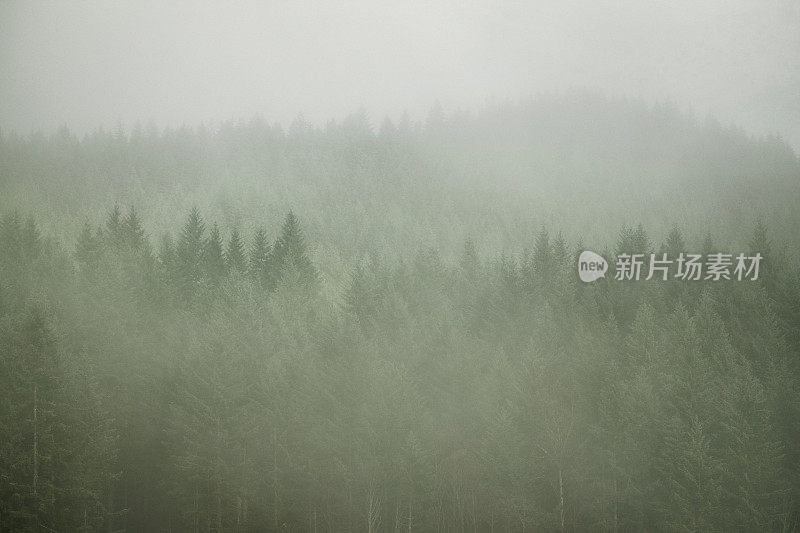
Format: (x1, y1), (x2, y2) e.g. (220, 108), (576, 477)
(1, 204), (799, 531)
(1, 93), (798, 268)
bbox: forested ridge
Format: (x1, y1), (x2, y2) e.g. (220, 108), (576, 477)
(1, 95), (800, 531)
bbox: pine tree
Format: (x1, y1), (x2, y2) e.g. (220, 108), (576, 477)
(249, 227), (272, 289)
(176, 207), (206, 298)
(122, 205), (146, 251)
(0, 306), (64, 531)
(616, 223), (651, 256)
(272, 211), (318, 289)
(106, 203), (124, 249)
(205, 223), (227, 282)
(225, 227), (247, 273)
(552, 232), (568, 270)
(748, 218), (774, 292)
(662, 226), (686, 258)
(661, 226), (687, 303)
(532, 226), (552, 284)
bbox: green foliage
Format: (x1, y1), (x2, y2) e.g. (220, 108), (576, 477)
(225, 226), (246, 274)
(0, 95), (799, 529)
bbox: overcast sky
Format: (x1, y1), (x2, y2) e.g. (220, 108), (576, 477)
(1, 0), (798, 146)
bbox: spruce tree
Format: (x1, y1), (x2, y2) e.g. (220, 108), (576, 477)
(272, 211), (318, 289)
(532, 226), (552, 284)
(204, 223), (227, 282)
(0, 306), (63, 531)
(225, 227), (247, 273)
(249, 227), (272, 289)
(106, 203), (123, 249)
(176, 207), (206, 298)
(122, 205), (146, 251)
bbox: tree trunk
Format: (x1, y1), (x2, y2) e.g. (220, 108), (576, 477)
(194, 484), (199, 533)
(216, 417), (224, 533)
(272, 426), (279, 531)
(106, 482), (114, 533)
(613, 477), (618, 533)
(559, 467), (565, 533)
(33, 384), (38, 495)
(407, 493), (412, 533)
(367, 479), (380, 533)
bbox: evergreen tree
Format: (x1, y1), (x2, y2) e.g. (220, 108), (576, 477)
(272, 211), (318, 289)
(204, 223), (227, 282)
(249, 227), (272, 289)
(176, 207), (206, 298)
(616, 223), (652, 256)
(106, 203), (123, 249)
(0, 306), (64, 531)
(532, 226), (552, 284)
(662, 226), (686, 258)
(748, 218), (774, 292)
(225, 227), (246, 273)
(122, 205), (146, 251)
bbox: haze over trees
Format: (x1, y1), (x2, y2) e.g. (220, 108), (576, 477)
(1, 96), (799, 531)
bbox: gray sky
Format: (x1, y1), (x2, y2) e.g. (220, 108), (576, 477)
(1, 0), (798, 146)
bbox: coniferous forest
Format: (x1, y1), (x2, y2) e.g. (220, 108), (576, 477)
(1, 96), (800, 531)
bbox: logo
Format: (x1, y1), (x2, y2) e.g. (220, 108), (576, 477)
(577, 250), (762, 282)
(578, 250), (608, 282)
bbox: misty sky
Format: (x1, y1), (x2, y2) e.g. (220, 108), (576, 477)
(1, 0), (799, 146)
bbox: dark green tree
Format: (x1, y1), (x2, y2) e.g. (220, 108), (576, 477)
(176, 207), (206, 298)
(249, 227), (273, 289)
(272, 211), (318, 289)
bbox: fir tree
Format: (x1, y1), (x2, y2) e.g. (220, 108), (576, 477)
(225, 227), (246, 273)
(0, 306), (63, 531)
(249, 227), (272, 289)
(122, 205), (146, 251)
(106, 203), (123, 249)
(272, 211), (318, 289)
(532, 226), (553, 286)
(176, 207), (206, 298)
(204, 223), (227, 282)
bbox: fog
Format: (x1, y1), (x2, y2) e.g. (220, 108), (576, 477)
(2, 0), (799, 145)
(2, 3), (800, 532)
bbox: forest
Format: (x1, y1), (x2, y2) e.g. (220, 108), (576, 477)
(1, 94), (800, 531)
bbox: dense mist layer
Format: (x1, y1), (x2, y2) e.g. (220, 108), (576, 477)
(2, 95), (798, 279)
(2, 1), (799, 145)
(2, 3), (800, 531)
(1, 94), (800, 530)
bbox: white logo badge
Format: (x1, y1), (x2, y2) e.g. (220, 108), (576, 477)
(578, 251), (608, 282)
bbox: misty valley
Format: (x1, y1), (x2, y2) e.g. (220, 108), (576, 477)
(1, 95), (799, 532)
